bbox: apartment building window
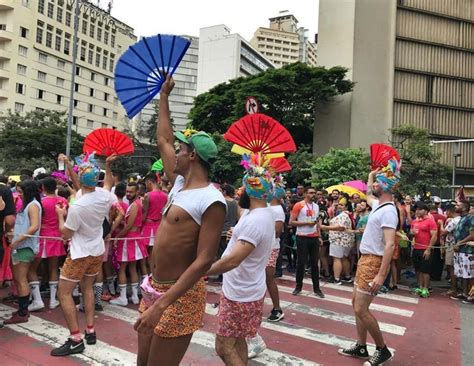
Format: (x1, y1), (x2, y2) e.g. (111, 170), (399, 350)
(97, 28), (102, 42)
(90, 72), (95, 81)
(16, 83), (26, 95)
(15, 103), (25, 113)
(74, 83), (79, 92)
(38, 52), (48, 63)
(88, 88), (94, 97)
(65, 12), (71, 27)
(47, 2), (54, 18)
(22, 0), (31, 7)
(102, 56), (108, 70)
(17, 64), (27, 75)
(95, 53), (101, 68)
(72, 116), (78, 126)
(0, 24), (6, 31)
(73, 99), (78, 107)
(46, 32), (52, 48)
(104, 31), (109, 45)
(80, 46), (86, 61)
(20, 27), (29, 39)
(101, 123), (107, 128)
(57, 8), (63, 23)
(89, 24), (95, 38)
(88, 48), (93, 64)
(104, 77), (109, 86)
(37, 89), (45, 99)
(56, 77), (64, 87)
(109, 55), (115, 73)
(18, 45), (28, 56)
(111, 34), (115, 48)
(64, 39), (70, 55)
(57, 95), (62, 104)
(36, 107), (45, 112)
(55, 34), (62, 51)
(38, 71), (46, 81)
(87, 120), (94, 128)
(75, 66), (81, 76)
(88, 104), (94, 113)
(82, 20), (87, 34)
(57, 59), (65, 69)
(104, 93), (109, 102)
(38, 0), (45, 14)
(103, 108), (108, 117)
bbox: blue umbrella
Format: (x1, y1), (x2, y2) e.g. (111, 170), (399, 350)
(114, 34), (191, 119)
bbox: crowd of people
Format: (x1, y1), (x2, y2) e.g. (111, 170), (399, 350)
(0, 75), (473, 366)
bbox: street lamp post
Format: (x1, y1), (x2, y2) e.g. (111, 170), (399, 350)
(66, 0), (81, 157)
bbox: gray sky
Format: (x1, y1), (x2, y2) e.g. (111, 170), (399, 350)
(106, 0), (319, 42)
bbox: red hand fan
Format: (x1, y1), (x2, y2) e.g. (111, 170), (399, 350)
(224, 113), (296, 155)
(370, 143), (400, 169)
(268, 157), (292, 173)
(83, 128), (135, 157)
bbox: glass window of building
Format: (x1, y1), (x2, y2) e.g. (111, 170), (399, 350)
(15, 103), (25, 113)
(16, 83), (26, 94)
(38, 52), (48, 63)
(20, 27), (29, 39)
(38, 71), (46, 81)
(36, 28), (43, 44)
(18, 45), (28, 57)
(38, 0), (45, 14)
(17, 64), (27, 75)
(47, 2), (54, 18)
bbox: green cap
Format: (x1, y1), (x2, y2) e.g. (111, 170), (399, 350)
(174, 130), (218, 163)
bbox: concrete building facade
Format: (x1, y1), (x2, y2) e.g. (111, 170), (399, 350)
(315, 0), (474, 182)
(0, 0), (136, 135)
(139, 35), (198, 132)
(197, 24), (274, 95)
(250, 11), (317, 68)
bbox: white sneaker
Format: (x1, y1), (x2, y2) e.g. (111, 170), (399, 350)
(130, 296), (140, 305)
(49, 299), (60, 310)
(28, 301), (45, 312)
(248, 335), (266, 359)
(110, 297), (128, 307)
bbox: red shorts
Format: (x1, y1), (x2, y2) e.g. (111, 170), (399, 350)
(217, 294), (264, 338)
(266, 248), (279, 268)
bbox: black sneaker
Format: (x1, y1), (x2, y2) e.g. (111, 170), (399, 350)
(84, 331), (97, 345)
(337, 343), (370, 360)
(292, 288), (302, 296)
(267, 309), (285, 322)
(51, 338), (85, 356)
(314, 289), (325, 298)
(95, 303), (104, 312)
(363, 345), (392, 366)
(341, 277), (353, 284)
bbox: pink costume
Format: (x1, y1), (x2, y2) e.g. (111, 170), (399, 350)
(106, 201), (128, 263)
(141, 190), (168, 246)
(38, 196), (68, 258)
(116, 199), (148, 262)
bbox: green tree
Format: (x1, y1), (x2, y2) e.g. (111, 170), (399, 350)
(286, 146), (314, 187)
(391, 125), (450, 197)
(310, 148), (371, 188)
(0, 110), (83, 173)
(209, 133), (242, 185)
(188, 63), (354, 147)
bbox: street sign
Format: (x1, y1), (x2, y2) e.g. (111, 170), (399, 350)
(245, 96), (259, 115)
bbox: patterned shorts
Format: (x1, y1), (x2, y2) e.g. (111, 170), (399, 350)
(60, 255), (103, 282)
(355, 254), (382, 296)
(267, 248), (279, 268)
(138, 278), (206, 338)
(454, 252), (474, 279)
(217, 294), (264, 338)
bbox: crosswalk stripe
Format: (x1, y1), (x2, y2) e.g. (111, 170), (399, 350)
(207, 284), (414, 318)
(102, 304), (320, 366)
(279, 275), (419, 304)
(0, 304), (136, 365)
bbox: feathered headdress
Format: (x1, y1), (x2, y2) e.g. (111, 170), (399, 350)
(241, 152), (274, 201)
(51, 171), (69, 184)
(75, 152), (101, 187)
(375, 158), (401, 192)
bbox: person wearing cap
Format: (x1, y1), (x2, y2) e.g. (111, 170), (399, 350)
(51, 153), (117, 357)
(432, 196), (444, 215)
(338, 159), (400, 366)
(134, 75), (226, 366)
(207, 152), (275, 366)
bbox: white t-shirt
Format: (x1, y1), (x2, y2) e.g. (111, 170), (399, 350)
(360, 200), (398, 256)
(65, 188), (117, 260)
(291, 200), (319, 237)
(222, 207), (275, 302)
(271, 204), (285, 249)
(164, 176), (226, 225)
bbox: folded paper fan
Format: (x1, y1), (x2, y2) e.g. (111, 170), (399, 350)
(370, 143), (400, 170)
(83, 128), (134, 157)
(224, 113), (296, 155)
(151, 159), (163, 172)
(268, 157), (292, 173)
(114, 34), (191, 119)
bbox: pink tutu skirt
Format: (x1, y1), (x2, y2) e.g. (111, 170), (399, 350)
(115, 236), (148, 263)
(37, 229), (66, 258)
(141, 221), (160, 247)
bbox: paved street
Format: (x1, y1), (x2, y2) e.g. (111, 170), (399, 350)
(0, 275), (466, 366)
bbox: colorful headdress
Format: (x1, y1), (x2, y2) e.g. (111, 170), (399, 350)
(375, 158), (401, 192)
(75, 152), (101, 187)
(51, 171), (69, 184)
(272, 174), (287, 200)
(241, 153), (274, 201)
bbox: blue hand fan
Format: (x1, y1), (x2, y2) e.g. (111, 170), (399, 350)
(114, 34), (191, 119)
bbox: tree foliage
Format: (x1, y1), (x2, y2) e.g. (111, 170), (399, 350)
(286, 146), (314, 187)
(0, 110), (83, 173)
(209, 133), (242, 186)
(310, 148), (371, 189)
(188, 63), (354, 147)
(391, 125), (450, 196)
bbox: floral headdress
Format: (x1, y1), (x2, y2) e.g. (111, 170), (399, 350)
(75, 152), (101, 187)
(241, 152), (274, 201)
(51, 171), (69, 184)
(272, 174), (287, 200)
(375, 158), (401, 192)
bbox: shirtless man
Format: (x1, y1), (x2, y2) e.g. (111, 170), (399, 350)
(134, 75), (226, 366)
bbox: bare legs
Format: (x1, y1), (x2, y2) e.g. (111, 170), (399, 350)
(216, 335), (247, 366)
(352, 288), (385, 348)
(138, 332), (193, 366)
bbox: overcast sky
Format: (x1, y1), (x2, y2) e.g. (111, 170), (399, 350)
(105, 0), (319, 42)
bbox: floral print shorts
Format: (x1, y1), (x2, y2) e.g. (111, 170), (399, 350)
(217, 294), (264, 338)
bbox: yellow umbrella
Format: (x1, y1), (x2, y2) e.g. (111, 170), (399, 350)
(325, 184), (367, 200)
(8, 175), (21, 183)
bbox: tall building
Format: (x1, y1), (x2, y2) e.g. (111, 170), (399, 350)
(250, 10), (317, 68)
(315, 0), (474, 184)
(139, 35), (198, 132)
(0, 0), (136, 135)
(197, 24), (274, 95)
